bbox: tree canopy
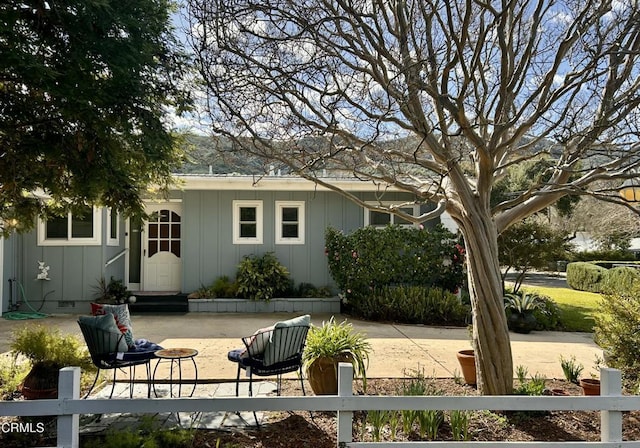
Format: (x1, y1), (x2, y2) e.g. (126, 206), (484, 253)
(0, 0), (192, 233)
(186, 0), (640, 394)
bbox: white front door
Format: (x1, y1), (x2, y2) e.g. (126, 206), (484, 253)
(142, 203), (182, 291)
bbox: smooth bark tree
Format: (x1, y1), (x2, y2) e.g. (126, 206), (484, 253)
(186, 0), (640, 394)
(0, 0), (192, 233)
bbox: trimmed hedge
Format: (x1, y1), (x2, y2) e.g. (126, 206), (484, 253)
(347, 285), (470, 326)
(566, 262), (609, 293)
(567, 262), (640, 293)
(602, 266), (640, 293)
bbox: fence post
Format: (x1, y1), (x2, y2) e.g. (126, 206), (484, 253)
(600, 367), (622, 443)
(337, 362), (354, 447)
(57, 367), (80, 448)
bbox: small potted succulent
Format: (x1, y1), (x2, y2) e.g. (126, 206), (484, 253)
(504, 292), (541, 334)
(303, 317), (372, 395)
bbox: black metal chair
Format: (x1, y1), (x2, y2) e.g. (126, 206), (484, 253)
(78, 319), (159, 399)
(228, 324), (310, 396)
(228, 321), (310, 424)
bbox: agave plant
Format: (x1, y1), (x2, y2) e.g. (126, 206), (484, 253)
(504, 292), (543, 315)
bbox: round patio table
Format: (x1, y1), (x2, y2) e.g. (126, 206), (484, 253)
(152, 348), (198, 397)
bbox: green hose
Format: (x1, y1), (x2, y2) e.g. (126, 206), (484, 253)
(3, 282), (49, 320)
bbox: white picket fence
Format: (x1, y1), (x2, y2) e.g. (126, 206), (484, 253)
(1, 365), (640, 448)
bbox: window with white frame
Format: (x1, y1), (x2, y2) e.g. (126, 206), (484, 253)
(364, 202), (421, 228)
(37, 206), (101, 246)
(107, 208), (119, 246)
(275, 201), (305, 244)
(233, 200), (263, 244)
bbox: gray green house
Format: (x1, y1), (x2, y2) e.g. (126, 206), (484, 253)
(0, 174), (456, 315)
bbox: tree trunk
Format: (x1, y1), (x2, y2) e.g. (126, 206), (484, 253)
(459, 210), (513, 395)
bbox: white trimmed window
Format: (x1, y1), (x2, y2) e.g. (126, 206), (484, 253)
(38, 206), (101, 246)
(233, 200), (263, 244)
(107, 208), (119, 246)
(275, 201), (305, 244)
(364, 202), (421, 228)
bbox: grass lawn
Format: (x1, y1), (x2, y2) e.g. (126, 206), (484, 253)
(521, 285), (601, 333)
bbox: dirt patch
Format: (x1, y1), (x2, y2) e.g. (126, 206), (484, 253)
(198, 378), (640, 447)
(2, 378), (639, 447)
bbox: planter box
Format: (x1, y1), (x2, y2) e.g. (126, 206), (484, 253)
(188, 297), (341, 314)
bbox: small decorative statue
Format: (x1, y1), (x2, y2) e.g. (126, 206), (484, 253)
(36, 261), (51, 281)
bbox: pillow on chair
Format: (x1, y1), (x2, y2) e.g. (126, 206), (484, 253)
(274, 314), (310, 329)
(78, 314), (129, 353)
(242, 326), (274, 357)
(91, 303), (135, 349)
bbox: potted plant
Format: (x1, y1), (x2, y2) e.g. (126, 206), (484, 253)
(504, 292), (541, 334)
(456, 349), (477, 386)
(11, 325), (94, 399)
(302, 317), (372, 395)
(579, 377), (600, 395)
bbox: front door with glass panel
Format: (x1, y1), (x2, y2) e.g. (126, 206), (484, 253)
(142, 203), (182, 291)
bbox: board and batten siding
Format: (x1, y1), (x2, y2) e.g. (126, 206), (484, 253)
(181, 190), (418, 295)
(7, 210), (126, 315)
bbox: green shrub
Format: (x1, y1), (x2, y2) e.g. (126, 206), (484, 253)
(602, 266), (640, 293)
(235, 252), (291, 301)
(566, 262), (609, 292)
(594, 284), (640, 386)
(11, 325), (93, 370)
(503, 290), (561, 331)
(569, 249), (636, 262)
(325, 224), (464, 301)
(0, 355), (30, 398)
(296, 282), (333, 298)
(349, 285), (470, 325)
(532, 295), (562, 331)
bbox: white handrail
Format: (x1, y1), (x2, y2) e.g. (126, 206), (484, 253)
(105, 249), (127, 268)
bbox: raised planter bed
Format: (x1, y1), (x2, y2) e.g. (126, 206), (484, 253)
(188, 297), (341, 314)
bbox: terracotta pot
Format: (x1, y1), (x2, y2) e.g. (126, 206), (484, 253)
(20, 361), (60, 400)
(307, 355), (352, 395)
(579, 378), (600, 396)
(551, 388), (569, 396)
(456, 349), (476, 385)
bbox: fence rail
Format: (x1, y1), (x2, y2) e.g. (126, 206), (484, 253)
(0, 366), (639, 448)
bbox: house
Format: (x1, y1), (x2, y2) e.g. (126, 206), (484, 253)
(0, 173), (456, 315)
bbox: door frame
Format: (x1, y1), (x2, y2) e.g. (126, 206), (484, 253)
(126, 200), (182, 292)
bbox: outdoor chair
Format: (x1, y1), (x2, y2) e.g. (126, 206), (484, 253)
(78, 315), (162, 399)
(227, 314), (311, 425)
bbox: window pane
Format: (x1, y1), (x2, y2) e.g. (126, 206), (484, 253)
(171, 211), (181, 222)
(160, 224), (169, 238)
(240, 207), (256, 222)
(46, 216), (68, 239)
(282, 223), (299, 238)
(71, 212), (93, 238)
(149, 240), (158, 257)
(370, 211), (390, 226)
(171, 241), (181, 257)
(282, 207), (298, 222)
(240, 223), (257, 238)
(110, 211), (118, 239)
(149, 223), (158, 238)
(171, 224), (180, 238)
(160, 240), (169, 252)
(159, 210), (170, 222)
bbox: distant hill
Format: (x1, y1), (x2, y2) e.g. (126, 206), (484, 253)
(177, 134), (288, 175)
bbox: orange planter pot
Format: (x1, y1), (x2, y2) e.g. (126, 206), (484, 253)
(456, 349), (476, 386)
(307, 355), (353, 395)
(579, 378), (600, 395)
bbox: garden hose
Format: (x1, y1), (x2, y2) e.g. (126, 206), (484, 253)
(3, 282), (49, 320)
